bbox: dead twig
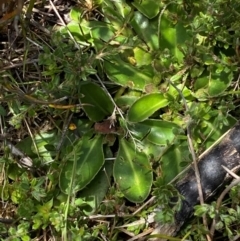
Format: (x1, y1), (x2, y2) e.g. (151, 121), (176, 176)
(221, 165), (240, 179)
(49, 0), (80, 49)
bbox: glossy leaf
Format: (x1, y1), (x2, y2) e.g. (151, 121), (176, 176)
(78, 160), (113, 214)
(141, 139), (165, 161)
(80, 82), (114, 121)
(128, 93), (169, 122)
(59, 135), (104, 194)
(133, 47), (153, 66)
(130, 120), (181, 145)
(104, 56), (153, 90)
(132, 0), (160, 19)
(110, 0), (131, 18)
(159, 9), (189, 62)
(102, 0), (130, 32)
(88, 20), (116, 44)
(113, 138), (152, 203)
(69, 7), (81, 21)
(161, 142), (190, 183)
(167, 84), (193, 100)
(16, 131), (57, 163)
(208, 68), (233, 96)
(130, 12), (159, 50)
(33, 133), (56, 164)
(60, 21), (92, 45)
(115, 96), (139, 108)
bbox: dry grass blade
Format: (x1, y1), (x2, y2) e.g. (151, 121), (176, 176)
(0, 0), (24, 24)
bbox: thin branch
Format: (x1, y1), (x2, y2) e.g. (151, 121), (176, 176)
(95, 74), (139, 147)
(210, 175), (240, 237)
(221, 165), (240, 179)
(49, 0), (80, 49)
(168, 79), (211, 241)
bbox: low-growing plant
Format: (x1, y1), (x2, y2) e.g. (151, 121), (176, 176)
(1, 0), (240, 240)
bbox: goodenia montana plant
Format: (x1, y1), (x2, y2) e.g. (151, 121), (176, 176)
(39, 0), (239, 201)
(1, 0), (240, 240)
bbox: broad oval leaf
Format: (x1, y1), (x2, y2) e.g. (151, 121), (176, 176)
(33, 132), (56, 164)
(128, 93), (169, 122)
(161, 142), (190, 183)
(80, 82), (114, 121)
(130, 12), (159, 50)
(78, 160), (113, 215)
(130, 120), (181, 145)
(104, 56), (153, 91)
(115, 96), (139, 108)
(113, 138), (153, 203)
(133, 47), (152, 66)
(208, 69), (233, 97)
(132, 0), (160, 19)
(159, 7), (190, 62)
(59, 135), (104, 194)
(60, 21), (92, 45)
(69, 7), (81, 21)
(108, 0), (131, 18)
(141, 139), (165, 161)
(16, 131), (58, 163)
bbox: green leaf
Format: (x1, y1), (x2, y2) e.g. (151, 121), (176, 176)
(131, 120), (180, 145)
(130, 12), (159, 50)
(194, 72), (209, 91)
(78, 160), (113, 214)
(208, 68), (233, 96)
(133, 47), (153, 66)
(0, 105), (6, 116)
(132, 0), (160, 19)
(108, 0), (131, 18)
(113, 138), (152, 203)
(87, 20), (118, 46)
(16, 136), (35, 157)
(115, 95), (139, 108)
(194, 204), (209, 217)
(141, 139), (165, 161)
(36, 199), (53, 219)
(90, 24), (115, 42)
(196, 117), (236, 149)
(80, 82), (114, 121)
(69, 7), (81, 21)
(15, 131), (57, 164)
(33, 133), (56, 164)
(161, 142), (190, 183)
(60, 21), (92, 45)
(167, 84), (193, 100)
(128, 93), (169, 122)
(59, 135), (104, 194)
(102, 0), (129, 31)
(104, 56), (153, 90)
(159, 9), (189, 62)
